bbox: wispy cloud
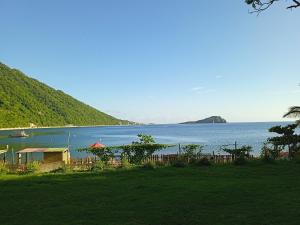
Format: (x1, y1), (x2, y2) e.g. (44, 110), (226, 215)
(191, 86), (216, 94)
(191, 86), (204, 91)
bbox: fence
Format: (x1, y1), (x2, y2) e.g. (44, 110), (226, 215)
(70, 153), (255, 167)
(1, 141), (259, 168)
(144, 154), (255, 164)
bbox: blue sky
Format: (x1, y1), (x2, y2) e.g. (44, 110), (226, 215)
(1, 0), (299, 123)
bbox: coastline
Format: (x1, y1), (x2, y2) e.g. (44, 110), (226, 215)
(0, 124), (139, 131)
(0, 121), (292, 131)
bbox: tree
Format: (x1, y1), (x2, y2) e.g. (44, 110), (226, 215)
(120, 134), (170, 164)
(78, 146), (115, 164)
(181, 144), (204, 162)
(284, 106), (300, 125)
(245, 0), (300, 13)
(80, 134), (171, 165)
(268, 124), (300, 158)
(222, 145), (252, 159)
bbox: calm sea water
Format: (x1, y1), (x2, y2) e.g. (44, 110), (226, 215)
(0, 122), (294, 159)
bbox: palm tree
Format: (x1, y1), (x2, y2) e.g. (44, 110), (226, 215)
(284, 106), (300, 125)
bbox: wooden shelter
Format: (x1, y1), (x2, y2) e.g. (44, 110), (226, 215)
(16, 148), (70, 164)
(90, 142), (105, 148)
(0, 145), (8, 163)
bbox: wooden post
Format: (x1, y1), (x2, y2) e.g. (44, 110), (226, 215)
(11, 148), (14, 165)
(17, 153), (21, 165)
(25, 153), (28, 165)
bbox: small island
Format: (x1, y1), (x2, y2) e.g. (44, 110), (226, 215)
(180, 116), (227, 124)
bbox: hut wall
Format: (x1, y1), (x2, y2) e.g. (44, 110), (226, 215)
(44, 152), (63, 163)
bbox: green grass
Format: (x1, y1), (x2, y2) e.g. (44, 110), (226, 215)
(1, 161), (300, 225)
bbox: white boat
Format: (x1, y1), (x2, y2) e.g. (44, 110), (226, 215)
(9, 130), (29, 138)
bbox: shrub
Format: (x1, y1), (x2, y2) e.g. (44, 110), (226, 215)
(234, 157), (247, 166)
(26, 161), (40, 173)
(120, 157), (132, 169)
(182, 144), (204, 162)
(260, 142), (280, 163)
(155, 160), (167, 167)
(194, 157), (211, 167)
(91, 160), (105, 172)
(171, 159), (187, 168)
(50, 164), (72, 173)
(293, 152), (300, 164)
(0, 162), (9, 175)
(142, 161), (157, 170)
(262, 155), (275, 164)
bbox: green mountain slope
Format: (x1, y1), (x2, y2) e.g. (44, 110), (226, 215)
(0, 63), (129, 128)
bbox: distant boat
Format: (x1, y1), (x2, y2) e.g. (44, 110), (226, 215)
(9, 130), (29, 138)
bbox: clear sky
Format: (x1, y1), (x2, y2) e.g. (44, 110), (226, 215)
(1, 0), (299, 124)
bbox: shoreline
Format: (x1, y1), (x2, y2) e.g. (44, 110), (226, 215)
(0, 121), (292, 131)
(0, 124), (139, 131)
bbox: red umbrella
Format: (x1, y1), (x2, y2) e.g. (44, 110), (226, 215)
(90, 142), (105, 148)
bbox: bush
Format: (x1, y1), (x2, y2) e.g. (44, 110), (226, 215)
(142, 161), (157, 170)
(0, 162), (9, 175)
(91, 160), (105, 172)
(155, 160), (167, 167)
(234, 157), (247, 166)
(119, 134), (170, 164)
(260, 142), (280, 163)
(182, 144), (204, 162)
(194, 157), (211, 167)
(26, 161), (40, 173)
(121, 157), (132, 169)
(171, 159), (187, 168)
(262, 155), (275, 164)
(293, 152), (300, 164)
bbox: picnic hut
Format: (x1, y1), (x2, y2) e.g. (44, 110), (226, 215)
(0, 145), (8, 163)
(16, 148), (70, 165)
(90, 142), (105, 148)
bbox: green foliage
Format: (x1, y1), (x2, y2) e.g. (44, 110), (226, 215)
(234, 157), (247, 166)
(222, 145), (252, 159)
(194, 157), (211, 167)
(0, 163), (9, 175)
(171, 159), (188, 168)
(0, 63), (128, 128)
(182, 144), (203, 161)
(81, 147), (114, 164)
(91, 161), (106, 172)
(79, 135), (170, 165)
(293, 152), (300, 164)
(268, 123), (300, 158)
(154, 160), (167, 167)
(142, 161), (157, 170)
(260, 142), (282, 163)
(120, 134), (169, 164)
(120, 157), (132, 169)
(26, 161), (40, 173)
(134, 134), (155, 144)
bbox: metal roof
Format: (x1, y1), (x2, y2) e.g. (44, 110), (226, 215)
(17, 148), (68, 153)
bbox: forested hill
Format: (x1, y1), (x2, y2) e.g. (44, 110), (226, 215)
(0, 63), (129, 128)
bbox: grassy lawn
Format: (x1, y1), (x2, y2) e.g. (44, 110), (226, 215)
(1, 162), (300, 225)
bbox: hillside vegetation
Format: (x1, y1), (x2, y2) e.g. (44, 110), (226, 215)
(0, 63), (127, 128)
(181, 116), (227, 124)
